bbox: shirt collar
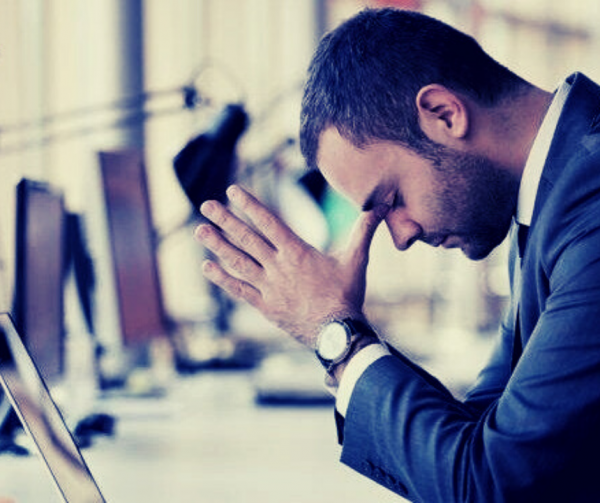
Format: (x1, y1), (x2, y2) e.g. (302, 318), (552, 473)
(516, 80), (572, 226)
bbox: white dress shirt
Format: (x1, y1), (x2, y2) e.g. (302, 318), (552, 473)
(334, 79), (573, 418)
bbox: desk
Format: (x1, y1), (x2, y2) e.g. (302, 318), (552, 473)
(0, 371), (404, 503)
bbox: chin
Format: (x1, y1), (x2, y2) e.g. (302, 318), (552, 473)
(462, 241), (496, 261)
(462, 226), (509, 261)
(465, 249), (491, 261)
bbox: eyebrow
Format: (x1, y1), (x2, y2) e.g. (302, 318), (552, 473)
(361, 183), (387, 212)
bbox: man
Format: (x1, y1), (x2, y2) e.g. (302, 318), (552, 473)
(195, 7), (600, 502)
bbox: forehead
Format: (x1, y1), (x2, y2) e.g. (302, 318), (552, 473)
(316, 127), (396, 207)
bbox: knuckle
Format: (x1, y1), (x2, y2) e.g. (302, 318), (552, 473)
(230, 255), (248, 274)
(207, 204), (232, 229)
(260, 214), (275, 232)
(227, 278), (256, 303)
(283, 242), (310, 266)
(215, 209), (231, 227)
(256, 212), (278, 239)
(198, 226), (227, 254)
(227, 278), (245, 299)
(238, 229), (254, 248)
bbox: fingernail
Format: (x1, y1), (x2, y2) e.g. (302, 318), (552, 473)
(202, 260), (216, 276)
(194, 224), (210, 240)
(226, 185), (240, 200)
(200, 201), (216, 216)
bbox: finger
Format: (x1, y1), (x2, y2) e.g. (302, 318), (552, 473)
(226, 185), (299, 247)
(345, 204), (389, 267)
(202, 259), (263, 307)
(195, 224), (264, 282)
(200, 199), (274, 263)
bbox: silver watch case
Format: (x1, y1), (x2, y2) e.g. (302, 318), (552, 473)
(316, 320), (353, 365)
(315, 318), (374, 372)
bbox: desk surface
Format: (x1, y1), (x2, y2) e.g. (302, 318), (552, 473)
(0, 370), (404, 503)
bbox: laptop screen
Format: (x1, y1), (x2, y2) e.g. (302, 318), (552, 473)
(0, 313), (105, 503)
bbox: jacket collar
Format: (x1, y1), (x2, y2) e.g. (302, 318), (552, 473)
(530, 72), (600, 227)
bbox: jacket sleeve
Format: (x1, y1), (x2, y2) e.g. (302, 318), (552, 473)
(338, 224), (600, 502)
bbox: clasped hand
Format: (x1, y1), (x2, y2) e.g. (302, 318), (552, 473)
(195, 185), (388, 348)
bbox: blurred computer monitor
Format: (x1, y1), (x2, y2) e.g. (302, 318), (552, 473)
(13, 178), (67, 384)
(98, 149), (168, 352)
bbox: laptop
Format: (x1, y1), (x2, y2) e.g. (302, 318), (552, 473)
(0, 312), (106, 502)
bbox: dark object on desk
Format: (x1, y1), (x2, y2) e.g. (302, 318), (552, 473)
(174, 103), (249, 210)
(0, 407), (27, 456)
(253, 351), (335, 407)
(74, 413), (117, 449)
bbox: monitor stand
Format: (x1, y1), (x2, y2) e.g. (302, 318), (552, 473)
(0, 397), (28, 456)
(0, 388), (116, 455)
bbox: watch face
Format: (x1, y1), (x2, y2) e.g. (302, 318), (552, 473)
(317, 322), (349, 361)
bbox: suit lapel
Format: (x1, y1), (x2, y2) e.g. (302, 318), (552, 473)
(532, 73), (600, 227)
(511, 73), (600, 369)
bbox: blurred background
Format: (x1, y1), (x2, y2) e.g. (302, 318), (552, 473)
(0, 0), (599, 502)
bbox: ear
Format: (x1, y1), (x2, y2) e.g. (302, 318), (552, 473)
(416, 84), (469, 145)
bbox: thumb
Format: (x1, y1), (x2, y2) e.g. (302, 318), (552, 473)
(345, 204), (389, 268)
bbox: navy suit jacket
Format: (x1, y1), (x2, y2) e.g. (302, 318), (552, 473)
(339, 73), (600, 502)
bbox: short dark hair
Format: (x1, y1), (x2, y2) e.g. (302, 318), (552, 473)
(300, 8), (528, 169)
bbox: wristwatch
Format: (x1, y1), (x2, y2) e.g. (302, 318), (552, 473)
(315, 318), (377, 374)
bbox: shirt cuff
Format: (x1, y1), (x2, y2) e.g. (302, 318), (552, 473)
(336, 343), (389, 417)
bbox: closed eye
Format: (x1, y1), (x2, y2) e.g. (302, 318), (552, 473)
(391, 192), (404, 209)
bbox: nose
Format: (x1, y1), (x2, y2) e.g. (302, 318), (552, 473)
(385, 211), (423, 251)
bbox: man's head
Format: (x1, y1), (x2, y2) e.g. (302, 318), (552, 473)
(300, 7), (528, 168)
(300, 8), (548, 259)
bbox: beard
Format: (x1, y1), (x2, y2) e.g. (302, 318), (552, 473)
(423, 145), (520, 260)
